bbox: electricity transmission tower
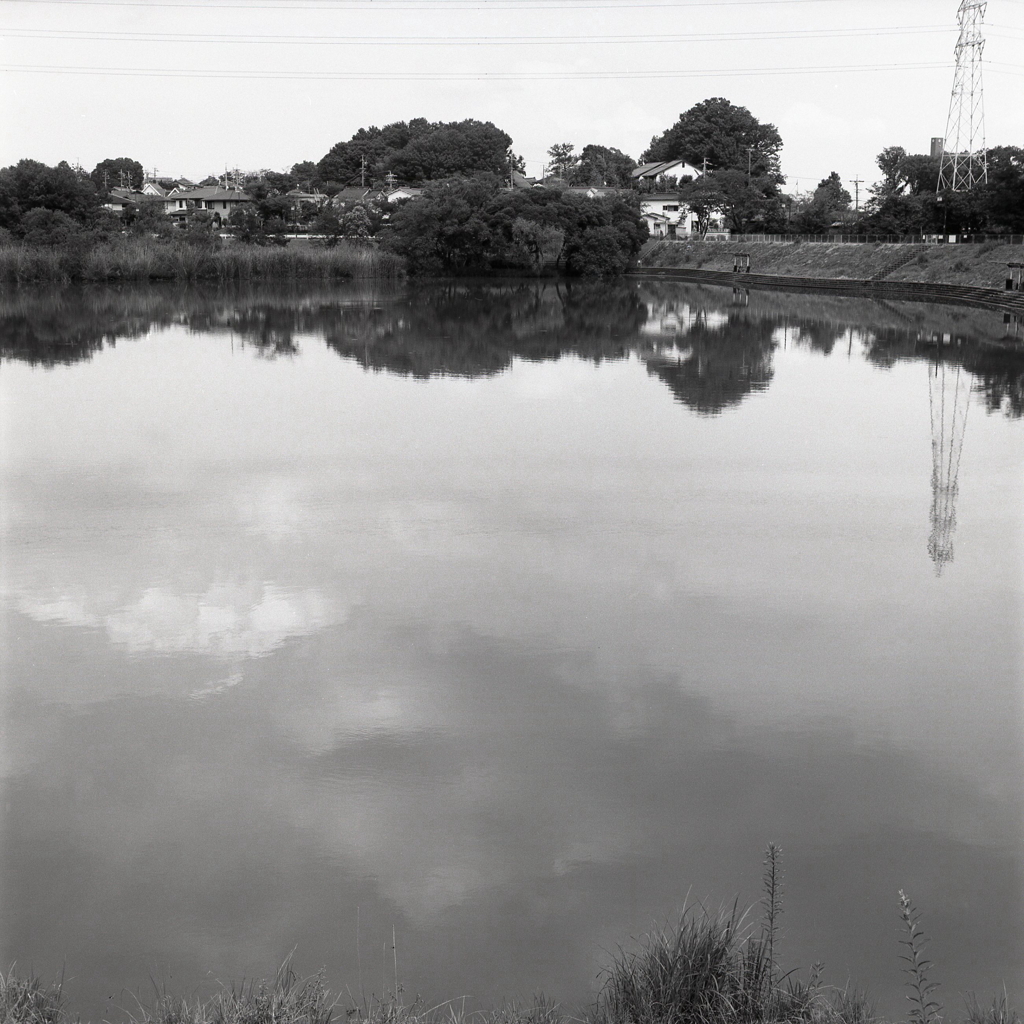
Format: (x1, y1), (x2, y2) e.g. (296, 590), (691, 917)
(938, 0), (988, 192)
(927, 357), (971, 575)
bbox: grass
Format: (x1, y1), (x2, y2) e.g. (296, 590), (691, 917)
(3, 852), (1018, 1024)
(0, 965), (67, 1024)
(0, 238), (404, 283)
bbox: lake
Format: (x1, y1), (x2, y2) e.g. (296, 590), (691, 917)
(1, 279), (1021, 1022)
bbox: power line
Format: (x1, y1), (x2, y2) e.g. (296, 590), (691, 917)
(0, 60), (952, 80)
(0, 0), (917, 10)
(0, 25), (952, 45)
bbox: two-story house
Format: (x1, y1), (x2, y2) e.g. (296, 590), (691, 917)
(162, 186), (254, 226)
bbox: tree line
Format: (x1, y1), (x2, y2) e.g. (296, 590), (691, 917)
(1, 99), (1021, 269)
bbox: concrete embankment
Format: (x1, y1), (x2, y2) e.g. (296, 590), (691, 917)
(635, 240), (1024, 315)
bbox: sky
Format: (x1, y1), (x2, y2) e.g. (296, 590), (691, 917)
(0, 0), (1022, 194)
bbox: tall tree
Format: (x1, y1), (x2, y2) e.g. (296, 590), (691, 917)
(90, 157), (144, 191)
(546, 143), (578, 180)
(570, 145), (637, 187)
(318, 119), (512, 186)
(642, 98), (783, 179)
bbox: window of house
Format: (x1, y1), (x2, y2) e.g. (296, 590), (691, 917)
(664, 205), (678, 212)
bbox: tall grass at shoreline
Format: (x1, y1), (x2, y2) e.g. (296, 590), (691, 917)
(0, 238), (403, 283)
(3, 851), (1019, 1024)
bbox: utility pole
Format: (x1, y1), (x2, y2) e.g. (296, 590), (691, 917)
(747, 146), (753, 183)
(702, 156), (708, 176)
(938, 0), (988, 192)
(360, 155), (366, 188)
(851, 175), (863, 212)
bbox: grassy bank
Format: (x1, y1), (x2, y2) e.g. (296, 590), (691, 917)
(641, 240), (1024, 291)
(0, 237), (404, 283)
(4, 850), (1018, 1024)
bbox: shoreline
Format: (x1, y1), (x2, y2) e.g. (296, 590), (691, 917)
(634, 239), (1024, 317)
(630, 265), (1024, 316)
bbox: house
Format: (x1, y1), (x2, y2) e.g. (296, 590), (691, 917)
(162, 186), (253, 226)
(639, 192), (729, 240)
(511, 171), (542, 189)
(284, 188), (328, 215)
(331, 187), (377, 209)
(642, 210), (673, 239)
(631, 158), (703, 185)
(566, 185), (623, 199)
(103, 188), (144, 213)
(384, 186), (424, 203)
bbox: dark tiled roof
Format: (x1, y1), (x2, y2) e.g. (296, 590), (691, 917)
(167, 187), (253, 202)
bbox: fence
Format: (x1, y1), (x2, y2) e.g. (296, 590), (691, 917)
(709, 233), (1024, 245)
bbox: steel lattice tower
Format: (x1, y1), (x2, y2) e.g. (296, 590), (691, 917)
(938, 1), (988, 192)
(927, 358), (970, 575)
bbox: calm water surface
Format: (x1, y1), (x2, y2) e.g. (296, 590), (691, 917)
(1, 280), (1022, 1021)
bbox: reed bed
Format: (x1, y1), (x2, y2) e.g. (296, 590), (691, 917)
(0, 239), (403, 283)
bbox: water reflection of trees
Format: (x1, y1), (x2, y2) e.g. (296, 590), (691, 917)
(320, 281), (647, 377)
(2, 281), (1021, 419)
(643, 313), (777, 415)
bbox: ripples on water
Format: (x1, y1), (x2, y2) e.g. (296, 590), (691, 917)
(1, 280), (1021, 1021)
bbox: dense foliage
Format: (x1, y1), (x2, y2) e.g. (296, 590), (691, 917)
(857, 144), (1024, 235)
(643, 97), (784, 178)
(0, 159), (102, 233)
(379, 175), (647, 275)
(317, 119), (515, 187)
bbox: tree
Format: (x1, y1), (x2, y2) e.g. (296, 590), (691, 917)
(792, 171), (851, 233)
(642, 98), (783, 179)
(318, 119), (513, 186)
(91, 157), (144, 192)
(546, 143), (578, 181)
(312, 208), (344, 247)
(679, 175), (727, 238)
(126, 199), (174, 237)
(380, 174), (646, 275)
(291, 160), (318, 186)
(980, 146), (1024, 232)
(20, 208), (82, 248)
(571, 145), (637, 187)
(0, 159), (100, 232)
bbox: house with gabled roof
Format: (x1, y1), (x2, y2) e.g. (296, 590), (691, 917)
(632, 158), (703, 185)
(331, 186), (378, 209)
(162, 186), (253, 225)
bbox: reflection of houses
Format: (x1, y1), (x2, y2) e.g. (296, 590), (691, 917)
(640, 193), (729, 240)
(162, 186), (254, 226)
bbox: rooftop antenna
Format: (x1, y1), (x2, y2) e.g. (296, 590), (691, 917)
(938, 0), (988, 192)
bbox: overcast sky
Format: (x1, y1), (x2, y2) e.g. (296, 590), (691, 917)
(0, 0), (1021, 193)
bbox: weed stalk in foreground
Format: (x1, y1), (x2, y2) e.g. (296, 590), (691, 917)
(761, 842), (784, 990)
(898, 890), (942, 1024)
